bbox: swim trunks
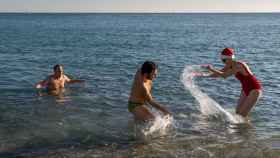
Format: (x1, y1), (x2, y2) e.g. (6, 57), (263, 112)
(128, 101), (143, 112)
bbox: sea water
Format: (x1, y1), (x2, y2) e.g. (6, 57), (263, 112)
(0, 13), (279, 157)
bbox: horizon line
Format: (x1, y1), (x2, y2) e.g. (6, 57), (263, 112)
(0, 11), (280, 14)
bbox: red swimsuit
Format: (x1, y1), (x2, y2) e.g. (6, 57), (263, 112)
(235, 62), (262, 96)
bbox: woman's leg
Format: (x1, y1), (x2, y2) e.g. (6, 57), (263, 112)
(236, 90), (262, 117)
(132, 105), (155, 121)
(236, 91), (247, 114)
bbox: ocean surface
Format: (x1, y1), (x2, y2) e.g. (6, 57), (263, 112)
(0, 13), (279, 158)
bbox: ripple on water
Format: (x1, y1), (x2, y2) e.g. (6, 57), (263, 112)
(0, 13), (280, 157)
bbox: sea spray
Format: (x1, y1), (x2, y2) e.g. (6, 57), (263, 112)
(134, 114), (174, 140)
(143, 114), (173, 136)
(181, 65), (242, 124)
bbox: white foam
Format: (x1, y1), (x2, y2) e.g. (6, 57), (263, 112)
(143, 114), (173, 136)
(181, 65), (244, 124)
(134, 114), (174, 140)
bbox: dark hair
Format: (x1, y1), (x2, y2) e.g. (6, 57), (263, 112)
(141, 61), (157, 75)
(53, 64), (62, 71)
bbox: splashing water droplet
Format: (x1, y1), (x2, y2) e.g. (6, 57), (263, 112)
(181, 65), (244, 124)
(134, 114), (174, 141)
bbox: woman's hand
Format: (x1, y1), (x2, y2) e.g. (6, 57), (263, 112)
(201, 64), (213, 70)
(200, 64), (214, 76)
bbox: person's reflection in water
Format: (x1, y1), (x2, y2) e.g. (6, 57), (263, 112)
(37, 88), (71, 103)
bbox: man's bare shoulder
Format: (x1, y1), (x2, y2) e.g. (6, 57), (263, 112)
(62, 74), (71, 82)
(63, 74), (70, 79)
(45, 75), (53, 81)
(133, 70), (146, 92)
(135, 69), (141, 77)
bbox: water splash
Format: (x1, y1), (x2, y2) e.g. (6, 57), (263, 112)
(181, 65), (244, 124)
(143, 114), (173, 136)
(134, 114), (174, 140)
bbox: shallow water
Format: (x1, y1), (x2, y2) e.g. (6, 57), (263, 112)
(0, 13), (280, 157)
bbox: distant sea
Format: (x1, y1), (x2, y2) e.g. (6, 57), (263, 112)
(0, 13), (279, 157)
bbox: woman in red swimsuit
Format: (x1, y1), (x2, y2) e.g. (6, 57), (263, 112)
(205, 48), (262, 117)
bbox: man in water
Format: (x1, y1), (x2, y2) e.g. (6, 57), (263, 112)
(128, 61), (171, 121)
(35, 64), (85, 95)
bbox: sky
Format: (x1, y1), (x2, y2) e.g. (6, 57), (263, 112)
(0, 0), (279, 12)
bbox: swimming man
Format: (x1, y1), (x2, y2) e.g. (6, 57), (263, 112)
(35, 64), (85, 94)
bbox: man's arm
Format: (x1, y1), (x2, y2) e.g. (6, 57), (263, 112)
(64, 75), (85, 84)
(144, 87), (171, 115)
(35, 76), (50, 89)
(35, 80), (48, 88)
(148, 100), (171, 115)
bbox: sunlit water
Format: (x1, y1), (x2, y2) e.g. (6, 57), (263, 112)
(0, 13), (279, 157)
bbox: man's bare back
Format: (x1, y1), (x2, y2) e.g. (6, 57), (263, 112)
(129, 70), (152, 104)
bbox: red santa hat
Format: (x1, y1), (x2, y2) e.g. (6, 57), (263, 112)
(220, 48), (235, 59)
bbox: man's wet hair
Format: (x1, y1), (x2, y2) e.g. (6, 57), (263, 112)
(141, 61), (157, 75)
(53, 64), (62, 71)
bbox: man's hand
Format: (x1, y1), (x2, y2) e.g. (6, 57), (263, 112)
(148, 99), (171, 116)
(35, 80), (48, 89)
(35, 84), (42, 89)
(162, 109), (171, 116)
